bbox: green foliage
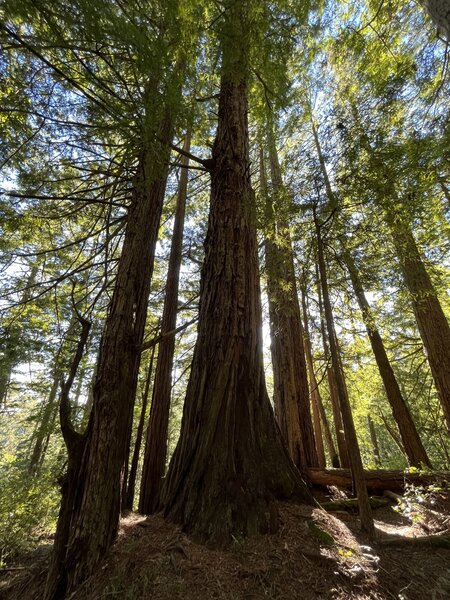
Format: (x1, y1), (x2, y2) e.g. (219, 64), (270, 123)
(0, 424), (60, 564)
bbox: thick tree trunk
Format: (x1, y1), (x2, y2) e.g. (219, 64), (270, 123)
(125, 343), (157, 511)
(421, 0), (450, 40)
(139, 131), (190, 515)
(161, 1), (314, 545)
(45, 117), (173, 598)
(385, 208), (450, 434)
(350, 115), (450, 436)
(343, 247), (431, 468)
(260, 142), (317, 472)
(315, 213), (374, 535)
(300, 289), (329, 468)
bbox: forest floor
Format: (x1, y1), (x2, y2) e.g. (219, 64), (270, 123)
(1, 489), (450, 600)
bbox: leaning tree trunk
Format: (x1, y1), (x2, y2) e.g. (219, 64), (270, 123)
(260, 142), (317, 473)
(139, 131), (190, 515)
(44, 115), (173, 599)
(161, 1), (314, 545)
(384, 207), (450, 435)
(315, 211), (374, 536)
(351, 114), (450, 437)
(421, 0), (450, 40)
(342, 247), (432, 468)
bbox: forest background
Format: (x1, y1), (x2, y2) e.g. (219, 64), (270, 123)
(0, 0), (449, 591)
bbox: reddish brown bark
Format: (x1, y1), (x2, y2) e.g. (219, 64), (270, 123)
(308, 468), (450, 492)
(125, 342), (157, 511)
(161, 1), (314, 545)
(316, 269), (350, 469)
(368, 416), (382, 468)
(260, 140), (318, 472)
(386, 208), (450, 435)
(45, 115), (173, 599)
(139, 131), (190, 514)
(343, 247), (431, 468)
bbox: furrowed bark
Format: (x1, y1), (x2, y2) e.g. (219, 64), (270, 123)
(45, 112), (173, 598)
(161, 1), (314, 545)
(260, 141), (317, 472)
(385, 207), (450, 435)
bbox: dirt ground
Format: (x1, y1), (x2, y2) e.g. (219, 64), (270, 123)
(1, 491), (449, 600)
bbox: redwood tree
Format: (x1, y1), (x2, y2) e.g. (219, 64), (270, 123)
(161, 0), (314, 544)
(260, 134), (318, 472)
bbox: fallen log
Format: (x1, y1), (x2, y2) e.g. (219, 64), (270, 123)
(321, 497), (390, 512)
(308, 468), (450, 493)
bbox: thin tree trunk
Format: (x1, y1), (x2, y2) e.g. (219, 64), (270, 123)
(260, 141), (317, 472)
(45, 112), (174, 598)
(300, 288), (338, 468)
(316, 266), (349, 468)
(315, 211), (374, 536)
(28, 372), (60, 475)
(379, 409), (407, 456)
(139, 130), (191, 514)
(125, 342), (157, 511)
(342, 247), (432, 468)
(367, 416), (382, 467)
(161, 1), (314, 545)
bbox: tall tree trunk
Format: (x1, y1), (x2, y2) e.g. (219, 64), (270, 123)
(342, 247), (432, 468)
(349, 113), (450, 436)
(384, 206), (450, 434)
(316, 266), (349, 468)
(139, 131), (191, 514)
(125, 342), (157, 511)
(315, 211), (374, 536)
(310, 123), (354, 469)
(260, 141), (317, 472)
(161, 1), (314, 545)
(45, 115), (173, 599)
(300, 288), (338, 468)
